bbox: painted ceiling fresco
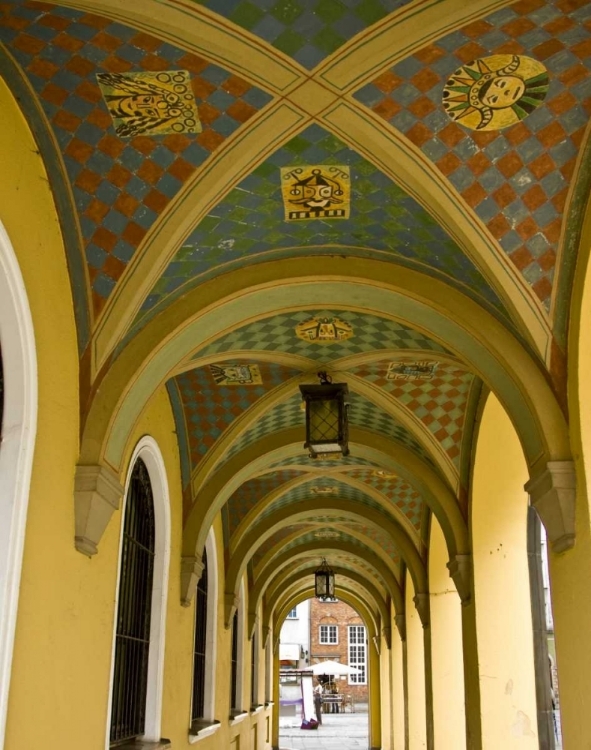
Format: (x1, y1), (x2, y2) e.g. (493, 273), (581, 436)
(3, 0), (590, 619)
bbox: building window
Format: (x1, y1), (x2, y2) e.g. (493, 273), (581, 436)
(348, 625), (367, 685)
(287, 607), (298, 619)
(110, 458), (155, 746)
(191, 549), (208, 724)
(230, 610), (239, 712)
(250, 633), (257, 708)
(319, 624), (338, 644)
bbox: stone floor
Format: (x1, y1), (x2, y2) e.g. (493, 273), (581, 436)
(279, 707), (369, 749)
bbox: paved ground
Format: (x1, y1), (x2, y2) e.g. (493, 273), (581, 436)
(279, 708), (369, 749)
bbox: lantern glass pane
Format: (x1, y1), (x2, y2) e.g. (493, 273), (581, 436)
(309, 399), (339, 443)
(316, 573), (328, 598)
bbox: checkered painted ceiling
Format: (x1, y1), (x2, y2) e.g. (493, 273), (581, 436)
(203, 0), (414, 70)
(131, 123), (509, 338)
(168, 360), (302, 475)
(347, 360), (476, 469)
(216, 389), (436, 471)
(194, 308), (451, 360)
(0, 1), (271, 321)
(257, 477), (387, 521)
(354, 1), (591, 311)
(227, 470), (307, 535)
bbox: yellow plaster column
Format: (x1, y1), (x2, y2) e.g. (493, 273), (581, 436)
(429, 518), (466, 749)
(271, 637), (280, 750)
(380, 632), (393, 750)
(472, 394), (538, 748)
(391, 615), (406, 750)
(547, 231), (591, 749)
(461, 595), (483, 750)
(370, 639), (382, 750)
(406, 574), (427, 749)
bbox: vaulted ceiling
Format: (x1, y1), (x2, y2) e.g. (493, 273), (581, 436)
(2, 0), (587, 626)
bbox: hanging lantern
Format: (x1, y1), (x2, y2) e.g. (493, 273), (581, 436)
(299, 371), (349, 459)
(315, 558), (335, 601)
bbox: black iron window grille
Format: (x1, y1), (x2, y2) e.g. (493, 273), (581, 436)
(230, 610), (238, 712)
(250, 634), (256, 708)
(191, 549), (208, 723)
(110, 458), (155, 746)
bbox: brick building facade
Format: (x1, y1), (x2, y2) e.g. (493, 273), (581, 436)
(309, 598), (369, 703)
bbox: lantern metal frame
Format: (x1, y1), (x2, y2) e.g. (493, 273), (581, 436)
(314, 558), (335, 601)
(299, 371), (349, 459)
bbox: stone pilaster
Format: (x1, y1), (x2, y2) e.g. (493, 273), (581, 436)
(74, 464), (123, 556)
(525, 460), (576, 553)
(413, 593), (430, 628)
(224, 592), (240, 628)
(447, 553), (472, 604)
(180, 555), (205, 607)
(394, 612), (406, 641)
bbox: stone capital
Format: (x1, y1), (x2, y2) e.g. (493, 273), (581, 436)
(74, 464), (123, 556)
(180, 556), (205, 607)
(262, 626), (271, 647)
(394, 613), (406, 642)
(413, 593), (430, 628)
(248, 610), (259, 640)
(224, 592), (240, 628)
(381, 625), (392, 650)
(447, 554), (472, 604)
(526, 461), (576, 553)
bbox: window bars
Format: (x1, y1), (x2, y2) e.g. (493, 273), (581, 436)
(110, 459), (155, 746)
(191, 549), (208, 723)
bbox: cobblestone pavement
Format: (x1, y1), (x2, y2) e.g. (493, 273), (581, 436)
(279, 708), (369, 749)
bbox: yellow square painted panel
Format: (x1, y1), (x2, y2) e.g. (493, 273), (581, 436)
(96, 70), (201, 138)
(210, 363), (262, 385)
(281, 165), (350, 221)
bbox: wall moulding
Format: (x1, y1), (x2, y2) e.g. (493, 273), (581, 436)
(180, 555), (205, 607)
(525, 461), (576, 553)
(74, 464), (123, 556)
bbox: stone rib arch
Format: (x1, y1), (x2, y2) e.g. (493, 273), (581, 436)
(264, 565), (389, 636)
(250, 541), (402, 620)
(83, 266), (568, 483)
(225, 499), (426, 609)
(185, 430), (467, 578)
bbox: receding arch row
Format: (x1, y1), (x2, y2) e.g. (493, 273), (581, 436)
(263, 563), (390, 635)
(182, 360), (457, 493)
(174, 347), (465, 488)
(186, 429), (467, 575)
(248, 541), (403, 625)
(226, 499), (426, 610)
(271, 583), (382, 653)
(230, 468), (422, 555)
(86, 266), (568, 481)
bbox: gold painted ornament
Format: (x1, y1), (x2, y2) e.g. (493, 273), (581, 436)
(281, 165), (350, 220)
(97, 70), (201, 137)
(295, 316), (354, 343)
(442, 55), (549, 131)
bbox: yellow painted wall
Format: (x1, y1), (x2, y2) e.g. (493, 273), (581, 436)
(380, 635), (392, 750)
(405, 574), (427, 749)
(390, 619), (405, 750)
(429, 518), (466, 749)
(471, 393), (538, 748)
(551, 202), (591, 749)
(0, 75), (271, 750)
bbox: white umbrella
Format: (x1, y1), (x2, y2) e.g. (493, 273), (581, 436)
(307, 659), (361, 676)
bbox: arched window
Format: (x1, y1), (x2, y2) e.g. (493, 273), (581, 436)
(189, 529), (218, 740)
(230, 610), (239, 713)
(191, 549), (208, 725)
(0, 221), (37, 750)
(110, 458), (156, 745)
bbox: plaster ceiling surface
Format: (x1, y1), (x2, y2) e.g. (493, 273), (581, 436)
(3, 0), (589, 616)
